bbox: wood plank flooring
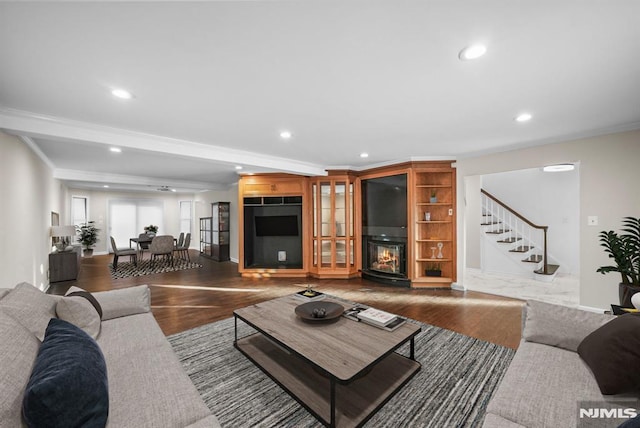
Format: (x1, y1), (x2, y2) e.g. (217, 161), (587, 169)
(48, 251), (524, 349)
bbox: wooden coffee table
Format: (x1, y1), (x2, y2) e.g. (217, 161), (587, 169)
(233, 295), (421, 428)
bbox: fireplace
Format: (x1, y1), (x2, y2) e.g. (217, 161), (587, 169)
(362, 236), (408, 286)
(368, 241), (406, 275)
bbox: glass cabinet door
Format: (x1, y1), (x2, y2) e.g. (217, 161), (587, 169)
(311, 177), (356, 272)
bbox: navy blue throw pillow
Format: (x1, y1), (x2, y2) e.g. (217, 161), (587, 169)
(22, 318), (109, 428)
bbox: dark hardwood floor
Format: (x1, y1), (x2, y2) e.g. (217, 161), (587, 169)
(48, 251), (524, 349)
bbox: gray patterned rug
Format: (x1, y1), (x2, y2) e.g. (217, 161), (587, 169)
(108, 259), (202, 280)
(168, 315), (514, 427)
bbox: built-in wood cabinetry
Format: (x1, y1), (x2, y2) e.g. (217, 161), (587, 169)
(238, 174), (309, 277)
(237, 163), (456, 287)
(411, 163), (456, 287)
(309, 174), (359, 278)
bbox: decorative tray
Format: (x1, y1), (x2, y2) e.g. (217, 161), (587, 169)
(295, 301), (344, 322)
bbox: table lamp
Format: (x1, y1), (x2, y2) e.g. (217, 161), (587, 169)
(50, 225), (76, 252)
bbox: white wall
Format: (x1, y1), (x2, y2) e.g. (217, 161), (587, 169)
(456, 129), (640, 309)
(0, 132), (65, 289)
(480, 166), (580, 274)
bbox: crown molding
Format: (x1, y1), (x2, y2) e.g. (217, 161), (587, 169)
(0, 107), (327, 177)
(53, 168), (225, 191)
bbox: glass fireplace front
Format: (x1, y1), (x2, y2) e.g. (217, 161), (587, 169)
(367, 240), (406, 276)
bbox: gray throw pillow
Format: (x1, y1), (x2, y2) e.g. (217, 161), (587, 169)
(0, 283), (58, 341)
(523, 300), (614, 352)
(67, 284), (150, 320)
(56, 294), (102, 339)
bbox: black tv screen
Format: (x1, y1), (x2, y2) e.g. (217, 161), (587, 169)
(255, 215), (299, 236)
(362, 174), (407, 228)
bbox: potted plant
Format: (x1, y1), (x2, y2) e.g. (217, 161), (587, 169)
(430, 190), (437, 203)
(77, 221), (100, 257)
(597, 216), (640, 307)
(144, 224), (158, 236)
(425, 263), (442, 277)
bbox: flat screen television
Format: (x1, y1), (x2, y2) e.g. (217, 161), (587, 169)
(255, 215), (299, 236)
(362, 174), (407, 228)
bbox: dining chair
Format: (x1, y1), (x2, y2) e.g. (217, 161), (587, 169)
(150, 235), (174, 267)
(175, 233), (191, 262)
(110, 236), (137, 270)
(175, 232), (185, 249)
(138, 233), (152, 259)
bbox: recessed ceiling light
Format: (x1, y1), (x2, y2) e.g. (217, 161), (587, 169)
(103, 185), (109, 188)
(515, 113), (533, 122)
(280, 131), (292, 140)
(459, 44), (487, 61)
(235, 165), (243, 170)
(360, 152), (369, 158)
(111, 88), (133, 100)
(543, 164), (575, 172)
(109, 147), (122, 153)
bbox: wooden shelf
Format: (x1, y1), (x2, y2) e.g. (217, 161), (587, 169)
(411, 166), (456, 287)
(236, 333), (420, 427)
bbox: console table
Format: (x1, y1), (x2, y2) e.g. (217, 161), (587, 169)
(49, 249), (80, 282)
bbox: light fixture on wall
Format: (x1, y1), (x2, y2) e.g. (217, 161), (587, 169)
(543, 163), (575, 172)
(50, 225), (76, 252)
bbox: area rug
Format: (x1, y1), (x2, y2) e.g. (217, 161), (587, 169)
(168, 315), (515, 427)
(108, 259), (202, 280)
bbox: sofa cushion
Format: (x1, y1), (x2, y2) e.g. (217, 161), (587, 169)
(99, 313), (216, 427)
(22, 318), (109, 428)
(69, 284), (150, 320)
(0, 282), (58, 340)
(578, 314), (640, 394)
(0, 310), (40, 426)
(485, 340), (640, 427)
(56, 292), (102, 339)
(523, 300), (614, 352)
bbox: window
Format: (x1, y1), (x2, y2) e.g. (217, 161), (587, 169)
(71, 196), (88, 226)
(108, 199), (164, 251)
(180, 201), (192, 236)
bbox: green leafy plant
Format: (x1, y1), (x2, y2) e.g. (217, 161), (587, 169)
(144, 224), (159, 233)
(77, 221), (100, 250)
(597, 217), (640, 285)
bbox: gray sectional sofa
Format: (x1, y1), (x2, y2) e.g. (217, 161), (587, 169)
(484, 300), (640, 427)
(0, 282), (220, 428)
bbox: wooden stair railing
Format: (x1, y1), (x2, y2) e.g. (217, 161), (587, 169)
(481, 189), (552, 275)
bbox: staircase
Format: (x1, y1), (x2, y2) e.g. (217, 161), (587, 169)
(481, 189), (559, 282)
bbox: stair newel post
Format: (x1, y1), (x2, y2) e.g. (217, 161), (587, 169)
(542, 227), (549, 275)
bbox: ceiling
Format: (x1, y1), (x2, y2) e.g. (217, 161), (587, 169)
(1, 1), (640, 193)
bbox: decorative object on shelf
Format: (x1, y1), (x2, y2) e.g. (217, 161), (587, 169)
(430, 190), (437, 203)
(425, 263), (442, 277)
(77, 221), (100, 257)
(597, 217), (640, 307)
(437, 242), (444, 259)
(144, 224), (158, 236)
(424, 212), (431, 221)
(430, 247), (437, 259)
(50, 225), (76, 252)
(295, 301), (343, 322)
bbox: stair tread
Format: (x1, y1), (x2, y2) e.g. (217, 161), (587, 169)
(481, 222), (501, 225)
(509, 246), (534, 253)
(522, 255), (543, 263)
(497, 237), (521, 243)
(534, 264), (560, 275)
(486, 229), (510, 234)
